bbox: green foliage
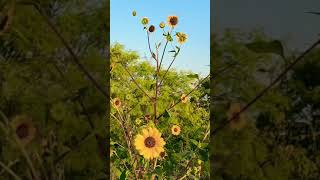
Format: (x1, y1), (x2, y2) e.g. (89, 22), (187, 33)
(245, 40), (285, 58)
(213, 29), (320, 179)
(0, 0), (107, 179)
(110, 43), (210, 179)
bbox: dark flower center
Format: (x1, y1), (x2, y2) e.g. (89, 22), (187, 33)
(16, 123), (29, 139)
(169, 17), (178, 26)
(174, 128), (178, 132)
(144, 137), (156, 148)
(115, 100), (120, 106)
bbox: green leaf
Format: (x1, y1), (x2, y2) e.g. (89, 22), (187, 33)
(163, 109), (171, 118)
(140, 105), (147, 113)
(187, 74), (199, 79)
(190, 139), (199, 146)
(171, 118), (179, 124)
(198, 142), (209, 149)
(245, 40), (284, 58)
(120, 170), (126, 180)
(202, 80), (210, 89)
(12, 28), (29, 44)
(150, 83), (155, 90)
(173, 47), (181, 58)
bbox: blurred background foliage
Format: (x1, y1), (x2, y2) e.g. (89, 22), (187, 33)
(0, 0), (108, 179)
(110, 43), (210, 179)
(212, 29), (320, 179)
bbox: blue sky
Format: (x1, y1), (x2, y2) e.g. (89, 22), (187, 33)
(110, 0), (210, 76)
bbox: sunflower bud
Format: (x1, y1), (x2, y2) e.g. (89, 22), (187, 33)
(166, 34), (173, 42)
(148, 25), (155, 33)
(159, 22), (165, 28)
(132, 10), (137, 16)
(141, 17), (149, 25)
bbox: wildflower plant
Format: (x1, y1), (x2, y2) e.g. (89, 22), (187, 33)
(111, 10), (210, 179)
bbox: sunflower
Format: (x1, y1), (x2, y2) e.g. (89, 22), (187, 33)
(171, 125), (181, 135)
(159, 22), (165, 28)
(113, 98), (121, 109)
(167, 15), (178, 27)
(227, 103), (246, 130)
(134, 127), (165, 160)
(176, 32), (188, 44)
(141, 17), (149, 25)
(10, 115), (36, 146)
(180, 94), (188, 103)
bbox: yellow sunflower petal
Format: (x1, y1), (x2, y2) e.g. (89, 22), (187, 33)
(152, 149), (159, 158)
(159, 138), (166, 146)
(153, 128), (161, 137)
(142, 129), (149, 138)
(155, 146), (164, 153)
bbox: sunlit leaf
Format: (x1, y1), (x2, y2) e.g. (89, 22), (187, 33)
(245, 40), (285, 58)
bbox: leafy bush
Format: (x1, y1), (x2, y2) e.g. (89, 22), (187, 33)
(110, 12), (210, 179)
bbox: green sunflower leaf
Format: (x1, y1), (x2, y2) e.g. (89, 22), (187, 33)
(120, 170), (127, 180)
(163, 109), (171, 118)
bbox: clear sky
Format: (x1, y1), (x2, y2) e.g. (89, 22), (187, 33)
(214, 0), (320, 51)
(111, 0), (210, 76)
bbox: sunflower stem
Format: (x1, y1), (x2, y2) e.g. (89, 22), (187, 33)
(158, 27), (173, 70)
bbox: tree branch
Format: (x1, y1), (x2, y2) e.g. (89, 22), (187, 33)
(121, 63), (153, 101)
(34, 4), (108, 98)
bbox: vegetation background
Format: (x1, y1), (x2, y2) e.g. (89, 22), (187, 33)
(110, 43), (210, 179)
(0, 0), (109, 179)
(212, 1), (320, 179)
